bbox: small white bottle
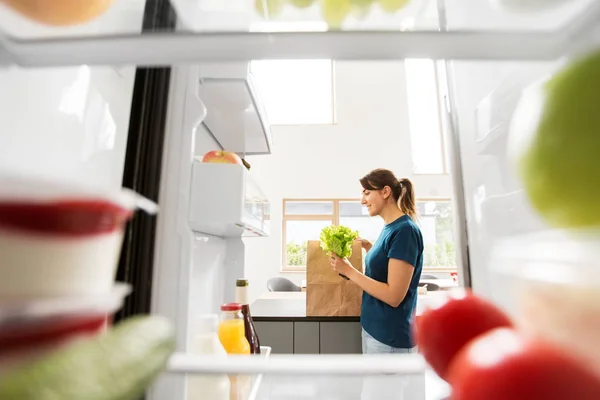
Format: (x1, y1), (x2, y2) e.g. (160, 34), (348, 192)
(187, 314), (230, 400)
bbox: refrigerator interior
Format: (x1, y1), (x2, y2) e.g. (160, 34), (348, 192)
(0, 0), (599, 399)
(443, 27), (600, 312)
(0, 64), (137, 188)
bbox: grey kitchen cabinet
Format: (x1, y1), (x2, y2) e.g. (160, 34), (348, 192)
(293, 322), (320, 354)
(319, 322), (362, 354)
(254, 321), (294, 354)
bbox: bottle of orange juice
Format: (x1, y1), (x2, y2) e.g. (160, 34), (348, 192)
(218, 303), (251, 355)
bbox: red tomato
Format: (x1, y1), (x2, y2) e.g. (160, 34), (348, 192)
(448, 328), (600, 400)
(414, 290), (513, 380)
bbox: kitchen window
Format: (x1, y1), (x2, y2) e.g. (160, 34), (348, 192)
(405, 59), (448, 175)
(250, 59), (335, 126)
(282, 199), (457, 272)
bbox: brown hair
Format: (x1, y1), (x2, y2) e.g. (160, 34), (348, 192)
(359, 169), (418, 220)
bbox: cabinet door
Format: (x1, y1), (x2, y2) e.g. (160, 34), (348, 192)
(319, 322), (362, 354)
(254, 321), (294, 354)
(293, 322), (320, 354)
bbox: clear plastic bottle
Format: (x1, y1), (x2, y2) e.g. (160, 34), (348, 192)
(187, 314), (230, 400)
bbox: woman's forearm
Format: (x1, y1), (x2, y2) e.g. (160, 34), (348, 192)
(346, 268), (403, 308)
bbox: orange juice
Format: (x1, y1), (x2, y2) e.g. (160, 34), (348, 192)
(218, 319), (250, 354)
(218, 303), (251, 355)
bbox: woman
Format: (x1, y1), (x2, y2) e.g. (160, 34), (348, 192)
(330, 168), (424, 354)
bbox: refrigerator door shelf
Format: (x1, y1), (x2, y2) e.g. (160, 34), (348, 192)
(189, 162), (270, 238)
(168, 346), (271, 400)
(198, 64), (272, 156)
(167, 351), (424, 376)
(166, 348), (448, 400)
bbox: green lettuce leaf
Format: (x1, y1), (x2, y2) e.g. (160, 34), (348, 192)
(319, 225), (359, 258)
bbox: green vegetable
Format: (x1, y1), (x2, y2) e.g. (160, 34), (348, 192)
(0, 315), (176, 400)
(320, 225), (359, 258)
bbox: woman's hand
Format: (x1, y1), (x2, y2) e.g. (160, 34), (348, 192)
(329, 253), (355, 277)
(356, 237), (373, 252)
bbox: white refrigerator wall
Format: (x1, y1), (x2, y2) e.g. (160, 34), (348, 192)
(0, 65), (136, 189)
(150, 65), (246, 400)
(0, 0), (145, 188)
(445, 1), (600, 305)
(446, 60), (554, 301)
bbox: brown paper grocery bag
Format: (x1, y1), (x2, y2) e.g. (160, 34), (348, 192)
(306, 240), (363, 317)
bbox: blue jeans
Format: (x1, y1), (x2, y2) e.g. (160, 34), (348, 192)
(360, 329), (419, 399)
(361, 328), (417, 354)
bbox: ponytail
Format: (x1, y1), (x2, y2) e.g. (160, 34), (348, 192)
(397, 178), (418, 221)
(360, 169), (419, 220)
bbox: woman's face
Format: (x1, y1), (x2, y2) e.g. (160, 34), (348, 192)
(361, 188), (389, 216)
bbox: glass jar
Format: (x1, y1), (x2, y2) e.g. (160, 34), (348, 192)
(218, 303), (250, 355)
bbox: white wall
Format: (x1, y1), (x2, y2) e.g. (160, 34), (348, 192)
(243, 61), (453, 303)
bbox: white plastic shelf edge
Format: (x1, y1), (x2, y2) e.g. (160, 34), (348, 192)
(166, 352), (427, 376)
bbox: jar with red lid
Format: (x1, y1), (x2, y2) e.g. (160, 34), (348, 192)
(217, 303), (250, 355)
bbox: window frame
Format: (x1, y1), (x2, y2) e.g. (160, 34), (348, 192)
(250, 59), (337, 127)
(281, 198), (458, 273)
(404, 59), (449, 176)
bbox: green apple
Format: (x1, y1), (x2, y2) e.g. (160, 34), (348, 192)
(350, 0), (375, 17)
(508, 50), (600, 228)
(290, 0), (315, 8)
(351, 0), (375, 7)
(255, 0), (285, 18)
(321, 0), (352, 29)
(378, 0), (411, 13)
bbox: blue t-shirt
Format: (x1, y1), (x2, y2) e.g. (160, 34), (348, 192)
(360, 215), (424, 349)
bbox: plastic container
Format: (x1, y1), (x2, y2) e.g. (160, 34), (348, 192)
(218, 303), (250, 355)
(0, 282), (131, 330)
(0, 283), (131, 375)
(489, 229), (600, 379)
(187, 314), (230, 400)
(0, 173), (157, 298)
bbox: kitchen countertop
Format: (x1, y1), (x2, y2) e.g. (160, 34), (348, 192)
(251, 291), (449, 322)
(252, 292), (359, 322)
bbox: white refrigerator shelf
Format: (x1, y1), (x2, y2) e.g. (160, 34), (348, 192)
(166, 351), (426, 376)
(1, 0), (599, 66)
